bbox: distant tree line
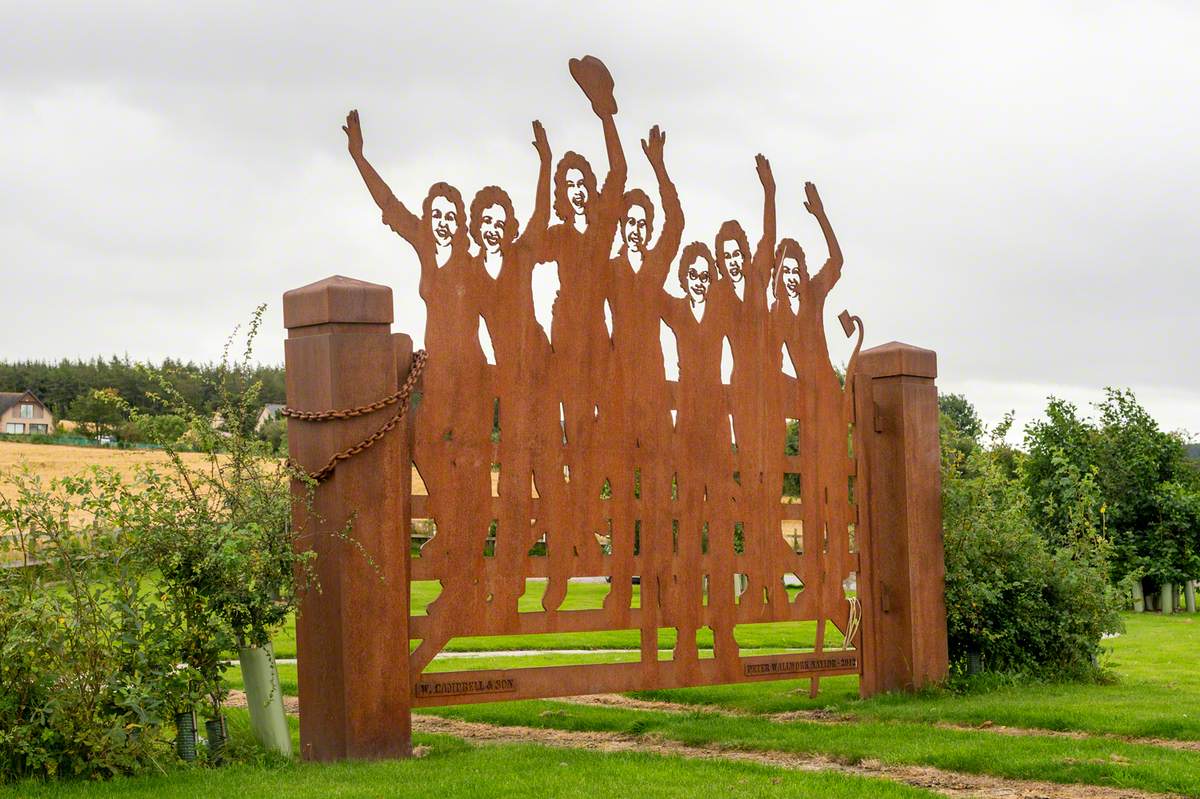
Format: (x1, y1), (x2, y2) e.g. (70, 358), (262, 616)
(0, 357), (285, 420)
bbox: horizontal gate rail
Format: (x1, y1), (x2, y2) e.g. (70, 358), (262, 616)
(412, 653), (860, 708)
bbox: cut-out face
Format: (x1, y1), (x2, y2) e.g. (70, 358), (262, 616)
(479, 203), (507, 255)
(685, 258), (711, 303)
(721, 239), (744, 284)
(622, 204), (648, 253)
(430, 196), (459, 247)
(565, 168), (589, 216)
(780, 256), (803, 298)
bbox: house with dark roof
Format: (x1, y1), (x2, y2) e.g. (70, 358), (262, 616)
(0, 391), (55, 436)
(255, 403), (286, 431)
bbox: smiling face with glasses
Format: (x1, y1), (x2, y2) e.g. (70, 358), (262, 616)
(676, 242), (717, 309)
(684, 260), (711, 305)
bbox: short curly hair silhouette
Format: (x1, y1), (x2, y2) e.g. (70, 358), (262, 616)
(553, 151), (598, 224)
(620, 188), (656, 246)
(421, 182), (467, 245)
(715, 220), (751, 278)
(469, 186), (518, 250)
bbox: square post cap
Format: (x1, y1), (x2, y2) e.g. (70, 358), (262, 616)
(283, 275), (393, 329)
(859, 341), (937, 379)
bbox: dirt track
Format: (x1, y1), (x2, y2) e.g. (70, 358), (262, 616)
(564, 692), (1200, 753)
(414, 714), (1180, 799)
(223, 691), (1181, 798)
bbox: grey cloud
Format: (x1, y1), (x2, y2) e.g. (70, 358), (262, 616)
(1, 1), (1197, 435)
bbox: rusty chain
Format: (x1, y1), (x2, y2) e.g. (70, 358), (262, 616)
(284, 349), (427, 483)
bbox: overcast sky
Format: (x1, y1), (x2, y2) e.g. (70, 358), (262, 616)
(2, 2), (1197, 440)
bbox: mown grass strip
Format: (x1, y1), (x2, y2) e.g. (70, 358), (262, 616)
(631, 613), (1200, 741)
(4, 716), (938, 799)
(424, 698), (1200, 797)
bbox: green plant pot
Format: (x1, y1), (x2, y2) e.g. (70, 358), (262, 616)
(238, 642), (292, 757)
(205, 716), (227, 765)
(175, 710), (198, 762)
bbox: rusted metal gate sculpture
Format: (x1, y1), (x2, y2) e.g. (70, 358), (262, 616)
(284, 56), (948, 761)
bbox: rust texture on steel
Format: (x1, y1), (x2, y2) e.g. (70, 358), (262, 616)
(346, 54), (863, 698)
(282, 349), (427, 482)
(284, 54), (947, 761)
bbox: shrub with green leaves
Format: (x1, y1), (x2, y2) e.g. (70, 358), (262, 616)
(118, 414), (189, 446)
(0, 308), (316, 782)
(1141, 481), (1200, 588)
(942, 426), (1123, 679)
(0, 468), (194, 781)
(107, 306), (314, 710)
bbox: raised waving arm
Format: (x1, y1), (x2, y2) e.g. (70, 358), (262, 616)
(805, 182), (843, 295)
(597, 108), (627, 204)
(644, 126), (683, 284)
(517, 120), (553, 253)
(570, 56), (626, 206)
(343, 110), (420, 244)
(753, 154), (777, 276)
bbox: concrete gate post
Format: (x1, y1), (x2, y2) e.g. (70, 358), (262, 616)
(856, 342), (949, 696)
(284, 275), (413, 761)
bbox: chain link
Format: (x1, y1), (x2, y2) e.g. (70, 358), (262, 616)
(285, 349), (427, 483)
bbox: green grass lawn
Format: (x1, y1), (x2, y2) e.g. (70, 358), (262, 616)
(14, 609), (1200, 796)
(2, 745), (943, 799)
(267, 605), (1197, 744)
(430, 699), (1200, 797)
(4, 711), (940, 799)
(630, 612), (1200, 741)
(248, 610), (1200, 797)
